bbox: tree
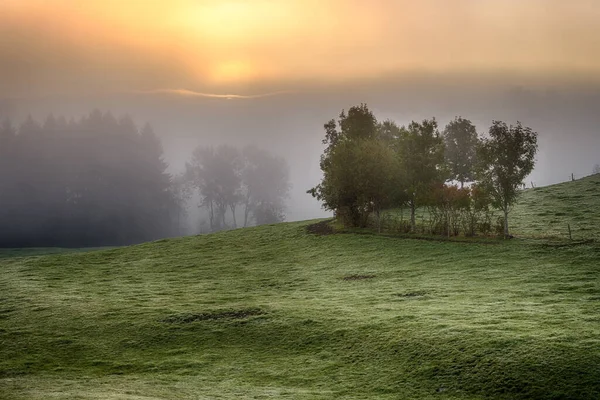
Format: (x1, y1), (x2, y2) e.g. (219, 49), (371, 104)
(185, 144), (290, 231)
(241, 146), (290, 227)
(354, 139), (399, 232)
(477, 121), (538, 238)
(443, 117), (479, 188)
(315, 137), (398, 229)
(185, 145), (242, 231)
(0, 111), (179, 247)
(308, 104), (385, 227)
(168, 174), (192, 235)
(396, 118), (446, 232)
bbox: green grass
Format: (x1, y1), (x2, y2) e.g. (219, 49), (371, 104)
(0, 247), (114, 260)
(381, 173), (600, 241)
(1, 176), (600, 399)
(511, 173), (600, 240)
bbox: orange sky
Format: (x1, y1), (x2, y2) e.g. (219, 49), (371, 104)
(1, 0), (599, 97)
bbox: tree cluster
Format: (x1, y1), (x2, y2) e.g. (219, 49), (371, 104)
(0, 111), (178, 247)
(309, 105), (538, 238)
(0, 111), (293, 247)
(184, 144), (290, 231)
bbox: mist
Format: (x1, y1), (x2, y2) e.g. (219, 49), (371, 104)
(3, 78), (600, 226)
(1, 0), (600, 245)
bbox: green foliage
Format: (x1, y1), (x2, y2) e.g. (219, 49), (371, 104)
(310, 108), (450, 231)
(477, 121), (538, 238)
(1, 221), (599, 399)
(309, 104), (398, 227)
(396, 118), (446, 231)
(311, 137), (399, 227)
(427, 184), (471, 236)
(310, 106), (541, 240)
(378, 184), (495, 237)
(443, 117), (479, 186)
(318, 103), (378, 172)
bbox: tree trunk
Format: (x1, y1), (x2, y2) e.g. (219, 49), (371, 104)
(209, 201), (214, 232)
(376, 209), (381, 233)
(243, 194), (250, 227)
(410, 199), (416, 233)
(503, 208), (509, 239)
(230, 204), (237, 228)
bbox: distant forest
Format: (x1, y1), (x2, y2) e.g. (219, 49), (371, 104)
(0, 110), (289, 247)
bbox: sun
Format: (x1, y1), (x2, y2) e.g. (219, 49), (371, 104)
(172, 1), (290, 84)
(210, 60), (255, 83)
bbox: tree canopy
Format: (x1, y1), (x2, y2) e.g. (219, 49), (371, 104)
(443, 117), (479, 187)
(310, 105), (538, 239)
(185, 144), (290, 231)
(0, 111), (178, 247)
(477, 121), (538, 238)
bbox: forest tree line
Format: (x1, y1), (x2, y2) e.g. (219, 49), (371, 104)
(309, 104), (538, 238)
(0, 110), (290, 247)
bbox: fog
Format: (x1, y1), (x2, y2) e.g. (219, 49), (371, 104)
(2, 78), (600, 225)
(1, 0), (599, 245)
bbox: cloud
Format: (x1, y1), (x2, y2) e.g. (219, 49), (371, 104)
(1, 0), (599, 99)
(132, 89), (296, 100)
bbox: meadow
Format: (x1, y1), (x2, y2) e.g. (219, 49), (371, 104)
(1, 176), (599, 399)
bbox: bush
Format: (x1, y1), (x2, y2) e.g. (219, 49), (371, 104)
(369, 184), (496, 238)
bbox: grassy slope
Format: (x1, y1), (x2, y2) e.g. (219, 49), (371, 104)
(0, 247), (114, 260)
(1, 179), (599, 399)
(383, 173), (600, 241)
(511, 173), (600, 240)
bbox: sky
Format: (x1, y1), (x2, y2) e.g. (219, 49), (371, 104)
(1, 0), (600, 221)
(2, 0), (600, 97)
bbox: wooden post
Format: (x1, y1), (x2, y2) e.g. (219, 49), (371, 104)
(571, 173), (575, 182)
(568, 223), (572, 241)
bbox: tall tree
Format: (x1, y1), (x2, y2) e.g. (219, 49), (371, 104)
(443, 117), (479, 188)
(477, 121), (538, 238)
(185, 145), (242, 231)
(396, 118), (446, 232)
(309, 104), (381, 226)
(0, 111), (179, 247)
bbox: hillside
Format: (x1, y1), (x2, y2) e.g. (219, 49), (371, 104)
(1, 178), (600, 399)
(511, 173), (600, 240)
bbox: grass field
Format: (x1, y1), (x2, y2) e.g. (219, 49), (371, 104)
(381, 173), (600, 241)
(0, 247), (114, 260)
(511, 174), (600, 240)
(1, 177), (599, 399)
